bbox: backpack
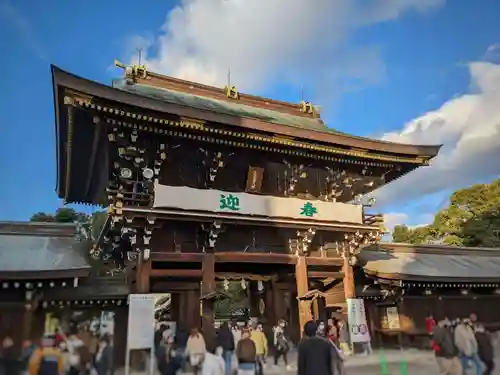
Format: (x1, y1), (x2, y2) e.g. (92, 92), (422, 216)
(277, 333), (290, 352)
(237, 339), (256, 363)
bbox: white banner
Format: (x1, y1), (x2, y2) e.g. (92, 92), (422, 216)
(153, 183), (363, 224)
(127, 294), (156, 350)
(347, 298), (371, 343)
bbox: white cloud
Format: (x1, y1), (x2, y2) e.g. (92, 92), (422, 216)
(128, 0), (444, 95)
(383, 212), (409, 232)
(374, 59), (500, 206)
(484, 44), (500, 64)
(0, 1), (46, 61)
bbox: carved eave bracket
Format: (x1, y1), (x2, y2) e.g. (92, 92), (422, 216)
(322, 168), (347, 202)
(200, 221), (223, 252)
(284, 161), (309, 196)
(288, 228), (316, 256)
(337, 230), (380, 265)
(107, 126), (167, 207)
(201, 150), (228, 186)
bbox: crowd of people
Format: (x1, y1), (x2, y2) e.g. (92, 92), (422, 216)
(154, 317), (349, 375)
(153, 319), (293, 375)
(428, 312), (496, 375)
(0, 330), (113, 375)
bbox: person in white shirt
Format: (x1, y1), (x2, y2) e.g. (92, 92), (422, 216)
(201, 348), (225, 375)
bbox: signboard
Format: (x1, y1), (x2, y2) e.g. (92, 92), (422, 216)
(386, 306), (401, 329)
(127, 294), (156, 350)
(347, 298), (371, 343)
(153, 184), (363, 224)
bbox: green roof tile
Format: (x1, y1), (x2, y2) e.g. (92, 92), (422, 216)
(113, 80), (340, 134)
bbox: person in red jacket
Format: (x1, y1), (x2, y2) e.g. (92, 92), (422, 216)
(425, 314), (440, 352)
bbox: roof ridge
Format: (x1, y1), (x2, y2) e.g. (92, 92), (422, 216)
(0, 221), (77, 237)
(134, 69), (316, 119)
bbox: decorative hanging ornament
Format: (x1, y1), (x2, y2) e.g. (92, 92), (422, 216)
(257, 280), (264, 292)
(240, 279), (247, 290)
(223, 278), (229, 291)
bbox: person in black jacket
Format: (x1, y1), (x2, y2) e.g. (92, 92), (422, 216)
(216, 322), (235, 375)
(475, 325), (494, 375)
(298, 321), (334, 375)
(432, 320), (462, 375)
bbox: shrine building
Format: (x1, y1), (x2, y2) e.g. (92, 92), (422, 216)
(51, 62), (441, 343)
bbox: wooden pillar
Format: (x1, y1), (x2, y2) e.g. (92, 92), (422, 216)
(343, 256), (355, 299)
(201, 254), (216, 349)
(264, 281), (276, 326)
(136, 252), (151, 293)
(179, 289), (200, 330)
(170, 293), (180, 321)
(296, 256), (312, 336)
(22, 305), (34, 341)
(289, 290), (301, 344)
(248, 281), (260, 318)
(22, 290), (40, 341)
(312, 299), (320, 320)
(113, 307), (128, 367)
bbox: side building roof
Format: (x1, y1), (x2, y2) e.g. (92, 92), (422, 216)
(358, 242), (500, 282)
(0, 221), (91, 279)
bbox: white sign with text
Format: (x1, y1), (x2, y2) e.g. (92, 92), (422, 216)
(127, 294), (156, 350)
(347, 298), (371, 343)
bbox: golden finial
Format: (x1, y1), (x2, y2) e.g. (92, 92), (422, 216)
(114, 59), (148, 80)
(300, 100), (316, 115)
(224, 67), (239, 99)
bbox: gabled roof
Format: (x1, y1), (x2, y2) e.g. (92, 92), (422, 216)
(52, 65), (441, 158)
(358, 242), (500, 282)
(0, 222), (91, 279)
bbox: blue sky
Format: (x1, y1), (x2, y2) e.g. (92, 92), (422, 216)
(1, 0), (500, 231)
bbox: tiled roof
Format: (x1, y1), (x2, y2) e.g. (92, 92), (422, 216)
(113, 80), (336, 133)
(358, 243), (500, 281)
(0, 222), (90, 274)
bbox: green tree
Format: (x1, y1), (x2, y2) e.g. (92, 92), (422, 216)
(30, 212), (56, 222)
(391, 179), (500, 247)
(214, 281), (248, 317)
(392, 224), (435, 244)
(30, 208), (107, 238)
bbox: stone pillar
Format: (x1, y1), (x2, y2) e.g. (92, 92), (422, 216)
(295, 256), (312, 336)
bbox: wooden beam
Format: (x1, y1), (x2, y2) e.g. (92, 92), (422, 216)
(150, 252), (343, 266)
(215, 252), (296, 264)
(307, 257), (343, 266)
(307, 271), (344, 278)
(151, 282), (200, 292)
(150, 269), (202, 278)
(151, 252), (204, 262)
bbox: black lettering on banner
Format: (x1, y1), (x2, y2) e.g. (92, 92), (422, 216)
(350, 324), (368, 335)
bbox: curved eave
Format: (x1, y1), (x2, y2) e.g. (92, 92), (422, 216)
(52, 65), (64, 198)
(365, 270), (500, 283)
(51, 65), (442, 161)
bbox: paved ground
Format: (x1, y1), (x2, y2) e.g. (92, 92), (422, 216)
(125, 349), (442, 375)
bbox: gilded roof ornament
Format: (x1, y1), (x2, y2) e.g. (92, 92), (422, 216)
(300, 100), (320, 115)
(224, 85), (240, 100)
(114, 60), (148, 80)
